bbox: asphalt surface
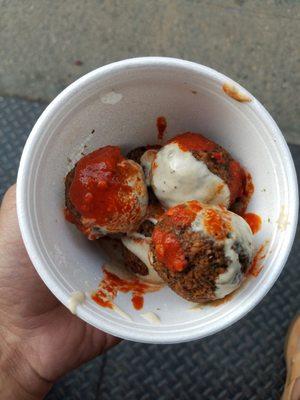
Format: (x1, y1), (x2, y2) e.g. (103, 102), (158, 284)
(0, 0), (299, 144)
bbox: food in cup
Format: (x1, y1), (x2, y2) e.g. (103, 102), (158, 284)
(64, 146), (148, 239)
(150, 201), (254, 302)
(121, 204), (165, 284)
(64, 131), (258, 305)
(143, 132), (246, 209)
(17, 57), (297, 343)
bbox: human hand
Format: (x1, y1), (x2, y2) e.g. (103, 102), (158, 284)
(0, 185), (119, 400)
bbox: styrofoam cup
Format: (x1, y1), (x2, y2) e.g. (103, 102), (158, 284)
(17, 57), (298, 343)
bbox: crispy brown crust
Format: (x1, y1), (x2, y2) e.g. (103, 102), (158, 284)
(192, 148), (247, 209)
(150, 209), (251, 302)
(138, 220), (155, 237)
(192, 148), (231, 189)
(122, 245), (149, 276)
(151, 225), (228, 302)
(65, 167), (81, 221)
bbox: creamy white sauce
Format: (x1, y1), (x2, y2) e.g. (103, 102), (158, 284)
(68, 291), (85, 315)
(121, 234), (164, 284)
(140, 312), (161, 324)
(151, 143), (230, 208)
(191, 206), (254, 299)
(215, 239), (244, 298)
(141, 149), (158, 186)
(188, 304), (204, 311)
(112, 304), (132, 321)
(277, 205), (289, 231)
(122, 234), (152, 267)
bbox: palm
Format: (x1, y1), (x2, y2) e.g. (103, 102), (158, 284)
(0, 186), (118, 383)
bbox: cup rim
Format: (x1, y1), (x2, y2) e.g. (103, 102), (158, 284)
(17, 57), (299, 343)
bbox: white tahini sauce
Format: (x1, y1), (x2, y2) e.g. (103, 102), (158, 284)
(151, 143), (230, 208)
(112, 304), (132, 321)
(191, 206), (254, 299)
(140, 312), (161, 324)
(121, 233), (164, 284)
(277, 205), (289, 231)
(68, 291), (86, 315)
(188, 303), (205, 311)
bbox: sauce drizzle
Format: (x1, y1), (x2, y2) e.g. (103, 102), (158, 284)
(169, 132), (216, 152)
(68, 146), (144, 233)
(152, 201), (202, 272)
(166, 200), (202, 227)
(156, 116), (167, 142)
(202, 208), (231, 240)
(92, 268), (161, 311)
(152, 229), (187, 272)
(244, 213), (262, 234)
(248, 244), (266, 277)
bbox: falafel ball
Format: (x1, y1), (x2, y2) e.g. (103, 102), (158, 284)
(65, 146), (148, 239)
(150, 200), (254, 302)
(145, 132), (246, 209)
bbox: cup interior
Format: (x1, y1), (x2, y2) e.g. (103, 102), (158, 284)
(17, 58), (298, 343)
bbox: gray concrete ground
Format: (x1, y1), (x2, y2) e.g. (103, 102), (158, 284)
(0, 0), (299, 143)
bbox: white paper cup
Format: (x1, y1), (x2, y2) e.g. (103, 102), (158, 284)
(17, 57), (298, 343)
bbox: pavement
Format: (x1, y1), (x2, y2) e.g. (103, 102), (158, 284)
(0, 0), (299, 143)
